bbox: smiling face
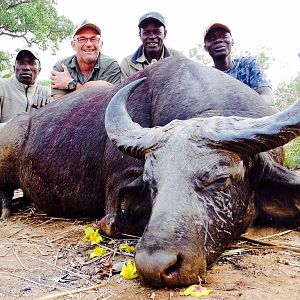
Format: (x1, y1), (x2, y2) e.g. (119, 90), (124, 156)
(204, 28), (234, 60)
(139, 20), (167, 61)
(15, 54), (40, 85)
(71, 27), (103, 65)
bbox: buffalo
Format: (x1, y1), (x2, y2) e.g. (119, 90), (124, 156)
(1, 56), (300, 288)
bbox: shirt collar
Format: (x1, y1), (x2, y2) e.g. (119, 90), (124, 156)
(136, 48), (165, 64)
(12, 75), (35, 90)
(70, 54), (101, 71)
(131, 45), (171, 64)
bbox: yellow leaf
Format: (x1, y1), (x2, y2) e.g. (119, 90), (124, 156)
(120, 259), (138, 279)
(119, 242), (135, 253)
(90, 246), (107, 259)
(183, 284), (213, 298)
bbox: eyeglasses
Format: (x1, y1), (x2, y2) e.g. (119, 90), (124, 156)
(75, 37), (101, 44)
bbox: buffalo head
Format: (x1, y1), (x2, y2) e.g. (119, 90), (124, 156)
(105, 78), (300, 287)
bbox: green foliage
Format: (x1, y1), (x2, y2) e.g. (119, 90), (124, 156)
(275, 74), (300, 170)
(283, 137), (300, 170)
(0, 0), (74, 52)
(0, 50), (13, 77)
(275, 73), (300, 110)
(188, 42), (211, 65)
(37, 79), (51, 87)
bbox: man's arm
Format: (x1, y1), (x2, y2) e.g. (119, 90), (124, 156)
(51, 61), (118, 100)
(249, 58), (275, 106)
(255, 86), (275, 106)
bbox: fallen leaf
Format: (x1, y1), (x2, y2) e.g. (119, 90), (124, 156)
(119, 242), (135, 253)
(90, 246), (106, 259)
(120, 259), (138, 279)
(183, 284), (213, 298)
(82, 227), (104, 245)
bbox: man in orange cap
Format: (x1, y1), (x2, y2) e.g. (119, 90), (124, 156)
(51, 20), (120, 100)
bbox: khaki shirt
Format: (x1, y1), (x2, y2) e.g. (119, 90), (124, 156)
(120, 45), (181, 81)
(0, 76), (51, 123)
(51, 53), (121, 97)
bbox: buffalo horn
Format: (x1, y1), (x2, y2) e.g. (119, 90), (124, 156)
(209, 99), (300, 157)
(105, 78), (158, 160)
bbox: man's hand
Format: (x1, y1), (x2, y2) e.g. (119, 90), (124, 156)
(50, 64), (73, 90)
(255, 87), (275, 106)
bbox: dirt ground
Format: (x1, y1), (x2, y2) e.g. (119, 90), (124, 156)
(0, 206), (299, 300)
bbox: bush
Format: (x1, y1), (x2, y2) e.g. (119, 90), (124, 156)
(283, 137), (300, 170)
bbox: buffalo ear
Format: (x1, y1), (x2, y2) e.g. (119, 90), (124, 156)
(253, 153), (300, 227)
(118, 176), (151, 236)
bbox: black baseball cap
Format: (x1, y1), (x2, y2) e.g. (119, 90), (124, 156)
(16, 49), (40, 62)
(138, 12), (166, 28)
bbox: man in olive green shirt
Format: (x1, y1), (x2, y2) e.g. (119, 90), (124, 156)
(51, 20), (120, 100)
(120, 12), (180, 81)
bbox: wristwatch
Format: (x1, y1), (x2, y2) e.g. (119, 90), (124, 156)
(68, 79), (77, 91)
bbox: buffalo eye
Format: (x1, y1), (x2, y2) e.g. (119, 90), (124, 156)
(211, 176), (230, 190)
(213, 177), (228, 184)
(195, 175), (230, 192)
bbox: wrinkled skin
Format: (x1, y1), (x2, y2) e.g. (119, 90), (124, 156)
(1, 56), (300, 288)
(135, 134), (255, 286)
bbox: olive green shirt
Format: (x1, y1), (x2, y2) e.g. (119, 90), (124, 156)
(120, 46), (181, 81)
(51, 53), (121, 96)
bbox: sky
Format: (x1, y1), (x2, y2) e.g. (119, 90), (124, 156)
(3, 0), (300, 88)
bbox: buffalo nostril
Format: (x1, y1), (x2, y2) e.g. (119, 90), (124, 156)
(135, 250), (182, 287)
(135, 249), (207, 287)
(164, 254), (182, 276)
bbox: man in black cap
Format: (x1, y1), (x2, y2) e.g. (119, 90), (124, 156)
(0, 49), (51, 123)
(203, 22), (274, 106)
(51, 19), (121, 100)
(120, 12), (180, 81)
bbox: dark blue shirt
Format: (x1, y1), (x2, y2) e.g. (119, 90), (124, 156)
(225, 57), (270, 90)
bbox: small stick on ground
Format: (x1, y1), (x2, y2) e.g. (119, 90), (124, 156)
(13, 249), (30, 270)
(254, 228), (297, 240)
(0, 271), (60, 289)
(30, 255), (90, 280)
(39, 282), (108, 300)
(239, 236), (300, 254)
